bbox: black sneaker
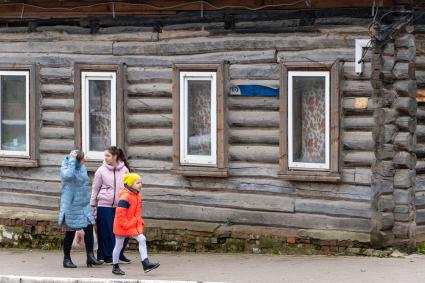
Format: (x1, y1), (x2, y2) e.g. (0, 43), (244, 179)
(142, 258), (160, 273)
(104, 257), (113, 264)
(119, 254), (131, 264)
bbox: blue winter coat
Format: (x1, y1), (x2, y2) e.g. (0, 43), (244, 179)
(58, 157), (95, 229)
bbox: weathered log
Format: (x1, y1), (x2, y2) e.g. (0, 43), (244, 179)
(39, 67), (73, 83)
(377, 195), (395, 212)
(40, 139), (74, 153)
(229, 64), (279, 80)
(228, 111), (279, 128)
(40, 84), (74, 98)
(127, 67), (172, 83)
(342, 80), (373, 97)
(0, 41), (113, 54)
(343, 116), (374, 130)
(375, 212), (394, 230)
(142, 202), (371, 232)
(127, 113), (172, 128)
(294, 198), (371, 218)
(296, 183), (372, 202)
(127, 83), (172, 97)
(113, 34), (350, 56)
(395, 116), (417, 133)
(394, 169), (415, 189)
(40, 127), (74, 139)
(42, 98), (74, 111)
(127, 98), (172, 113)
(0, 191), (59, 210)
(341, 168), (372, 185)
(229, 129), (279, 145)
(343, 151), (374, 167)
(394, 132), (416, 152)
(228, 162), (280, 178)
(343, 62), (372, 80)
(42, 111), (74, 127)
(417, 109), (425, 120)
(416, 143), (425, 158)
(343, 97), (375, 113)
(394, 80), (417, 98)
(393, 151), (417, 169)
(136, 172), (186, 188)
(228, 97), (279, 111)
(229, 145), (279, 163)
(278, 48), (356, 63)
(416, 125), (425, 141)
(128, 128), (172, 145)
(394, 188), (414, 205)
(342, 131), (373, 150)
(38, 153), (66, 166)
(0, 178), (59, 196)
(416, 192), (425, 209)
(395, 97), (417, 116)
(127, 145), (172, 161)
(143, 187), (295, 213)
(417, 160), (425, 174)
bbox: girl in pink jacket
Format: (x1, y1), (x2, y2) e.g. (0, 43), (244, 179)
(90, 146), (131, 263)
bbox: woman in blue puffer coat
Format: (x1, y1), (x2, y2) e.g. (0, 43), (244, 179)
(58, 150), (104, 268)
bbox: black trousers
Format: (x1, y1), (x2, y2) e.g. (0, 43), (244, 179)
(63, 224), (94, 259)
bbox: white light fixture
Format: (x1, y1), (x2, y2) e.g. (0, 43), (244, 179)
(355, 39), (370, 74)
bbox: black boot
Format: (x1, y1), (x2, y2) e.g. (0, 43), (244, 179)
(87, 252), (104, 267)
(112, 264), (125, 275)
(142, 258), (160, 273)
(63, 258), (77, 268)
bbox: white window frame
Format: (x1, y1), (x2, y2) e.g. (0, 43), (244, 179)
(81, 71), (116, 160)
(287, 71), (330, 170)
(0, 71), (30, 157)
(179, 71), (217, 166)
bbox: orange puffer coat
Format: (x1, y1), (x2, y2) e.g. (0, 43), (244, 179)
(113, 187), (144, 237)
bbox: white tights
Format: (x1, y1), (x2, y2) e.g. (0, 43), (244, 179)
(113, 234), (148, 264)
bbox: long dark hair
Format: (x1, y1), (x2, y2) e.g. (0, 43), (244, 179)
(106, 146), (131, 172)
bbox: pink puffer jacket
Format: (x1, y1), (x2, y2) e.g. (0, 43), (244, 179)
(90, 161), (129, 208)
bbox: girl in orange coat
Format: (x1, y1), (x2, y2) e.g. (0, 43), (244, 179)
(111, 173), (160, 275)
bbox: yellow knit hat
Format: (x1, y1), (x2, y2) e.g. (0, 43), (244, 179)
(123, 173), (141, 187)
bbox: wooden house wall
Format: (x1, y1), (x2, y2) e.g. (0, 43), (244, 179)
(0, 19), (374, 240)
(415, 30), (425, 241)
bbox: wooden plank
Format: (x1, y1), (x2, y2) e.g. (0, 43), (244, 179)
(0, 178), (60, 196)
(343, 61), (372, 80)
(142, 202), (371, 233)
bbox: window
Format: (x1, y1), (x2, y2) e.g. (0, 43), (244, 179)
(0, 71), (29, 156)
(280, 62), (341, 182)
(172, 64), (227, 177)
(74, 65), (124, 165)
(0, 65), (38, 167)
(180, 71), (217, 166)
(82, 72), (116, 160)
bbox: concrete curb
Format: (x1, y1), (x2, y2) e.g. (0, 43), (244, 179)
(0, 276), (228, 283)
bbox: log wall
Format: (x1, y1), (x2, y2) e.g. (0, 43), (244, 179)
(0, 14), (374, 242)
